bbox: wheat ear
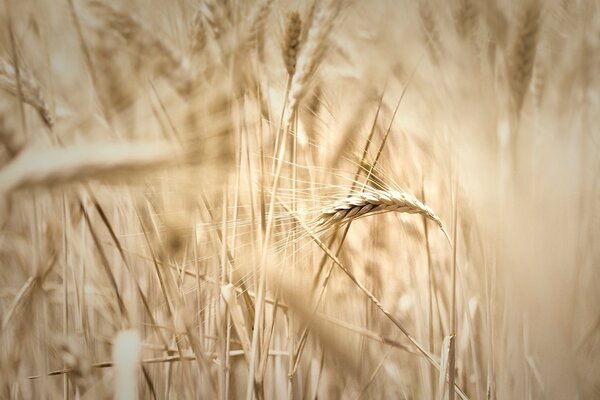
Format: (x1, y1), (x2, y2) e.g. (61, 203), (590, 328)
(419, 1), (442, 65)
(454, 0), (478, 40)
(198, 0), (230, 41)
(0, 60), (53, 128)
(508, 0), (542, 115)
(282, 11), (302, 76)
(0, 112), (22, 158)
(190, 10), (207, 57)
(285, 0), (341, 126)
(245, 0), (273, 51)
(316, 188), (449, 240)
(88, 0), (192, 94)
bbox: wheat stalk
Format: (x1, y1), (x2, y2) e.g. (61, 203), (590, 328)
(316, 188), (448, 239)
(0, 60), (53, 128)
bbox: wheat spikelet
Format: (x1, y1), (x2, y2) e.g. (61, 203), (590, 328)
(316, 188), (447, 237)
(191, 0), (272, 68)
(508, 0), (542, 115)
(255, 7), (270, 62)
(0, 59), (54, 128)
(285, 0), (342, 126)
(282, 11), (302, 76)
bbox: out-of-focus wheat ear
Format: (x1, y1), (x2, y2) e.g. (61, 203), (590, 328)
(453, 0), (478, 41)
(282, 11), (302, 77)
(88, 0), (193, 96)
(56, 338), (93, 394)
(532, 42), (548, 109)
(285, 0), (342, 126)
(93, 32), (136, 115)
(484, 2), (508, 67)
(0, 60), (54, 128)
(190, 10), (207, 58)
(198, 0), (230, 41)
(255, 10), (268, 62)
(419, 1), (443, 66)
(0, 112), (23, 159)
(245, 0), (273, 60)
(577, 12), (600, 102)
(507, 0), (542, 116)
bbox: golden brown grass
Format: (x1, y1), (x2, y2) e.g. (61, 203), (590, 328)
(0, 0), (598, 399)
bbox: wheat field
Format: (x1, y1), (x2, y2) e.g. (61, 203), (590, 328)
(0, 0), (598, 398)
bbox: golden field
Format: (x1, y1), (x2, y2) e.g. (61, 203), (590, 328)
(0, 0), (598, 398)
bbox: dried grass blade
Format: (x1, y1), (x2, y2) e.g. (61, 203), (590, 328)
(221, 283), (252, 364)
(0, 141), (179, 195)
(436, 335), (455, 400)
